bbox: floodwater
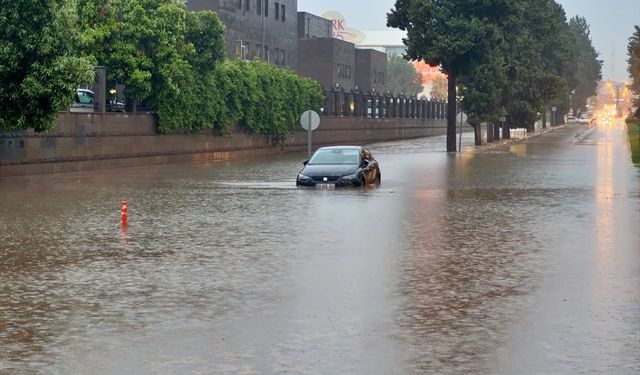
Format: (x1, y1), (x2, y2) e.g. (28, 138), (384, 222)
(0, 123), (638, 374)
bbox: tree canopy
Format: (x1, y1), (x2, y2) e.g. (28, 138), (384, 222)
(388, 0), (602, 146)
(568, 16), (602, 113)
(628, 25), (640, 107)
(76, 0), (323, 140)
(386, 54), (423, 97)
(430, 76), (448, 101)
(1, 0), (323, 144)
(388, 0), (517, 151)
(0, 0), (95, 131)
(499, 0), (576, 131)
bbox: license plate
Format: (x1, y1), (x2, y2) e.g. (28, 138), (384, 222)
(316, 183), (335, 190)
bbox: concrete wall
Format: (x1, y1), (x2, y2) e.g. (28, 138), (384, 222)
(0, 113), (447, 177)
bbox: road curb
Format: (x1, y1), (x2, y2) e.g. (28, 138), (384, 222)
(472, 124), (569, 152)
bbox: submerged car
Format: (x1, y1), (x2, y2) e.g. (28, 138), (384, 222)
(296, 146), (381, 187)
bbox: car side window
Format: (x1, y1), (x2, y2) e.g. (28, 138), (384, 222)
(77, 91), (94, 104)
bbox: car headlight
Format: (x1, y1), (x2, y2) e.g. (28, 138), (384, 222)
(297, 173), (313, 181)
(340, 172), (359, 180)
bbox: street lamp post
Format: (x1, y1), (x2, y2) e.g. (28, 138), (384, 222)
(500, 106), (508, 139)
(570, 89), (575, 115)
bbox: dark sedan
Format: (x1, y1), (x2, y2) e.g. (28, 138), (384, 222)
(296, 146), (381, 187)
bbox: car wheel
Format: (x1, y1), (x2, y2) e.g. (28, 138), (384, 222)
(358, 175), (366, 187)
(376, 172), (381, 184)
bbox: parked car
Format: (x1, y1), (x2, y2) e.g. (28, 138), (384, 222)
(70, 88), (96, 113)
(296, 146), (381, 187)
(108, 96), (126, 112)
(578, 114), (591, 124)
(567, 116), (577, 124)
(69, 89), (125, 113)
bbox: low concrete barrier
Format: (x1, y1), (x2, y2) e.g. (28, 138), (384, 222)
(0, 113), (447, 177)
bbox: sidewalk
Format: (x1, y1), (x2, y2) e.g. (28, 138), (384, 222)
(471, 124), (568, 153)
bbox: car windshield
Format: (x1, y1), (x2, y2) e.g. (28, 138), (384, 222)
(308, 149), (360, 165)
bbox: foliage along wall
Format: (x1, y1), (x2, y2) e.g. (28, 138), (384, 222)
(0, 0), (324, 145)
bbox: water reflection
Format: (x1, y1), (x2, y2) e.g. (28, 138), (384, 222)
(395, 153), (549, 373)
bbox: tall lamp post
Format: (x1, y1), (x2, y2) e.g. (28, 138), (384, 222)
(569, 89), (576, 116)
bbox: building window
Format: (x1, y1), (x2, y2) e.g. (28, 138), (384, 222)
(281, 49), (285, 66)
(235, 40), (247, 59)
(264, 0), (269, 17)
(274, 48), (280, 65)
(245, 0), (250, 11)
(257, 0), (261, 15)
(256, 44), (262, 58)
(274, 2), (279, 20)
(265, 46), (269, 63)
(281, 4), (285, 21)
(237, 0), (242, 9)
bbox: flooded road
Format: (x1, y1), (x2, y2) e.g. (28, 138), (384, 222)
(1, 123), (638, 374)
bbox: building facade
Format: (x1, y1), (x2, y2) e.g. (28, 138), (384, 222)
(186, 0), (297, 70)
(297, 12), (331, 39)
(355, 49), (387, 93)
(297, 38), (355, 91)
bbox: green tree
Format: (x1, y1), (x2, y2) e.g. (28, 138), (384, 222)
(460, 51), (506, 143)
(568, 16), (602, 114)
(500, 0), (575, 132)
(627, 25), (640, 108)
(386, 54), (423, 96)
(430, 76), (448, 101)
(388, 0), (516, 152)
(0, 0), (95, 132)
(77, 0), (226, 132)
(77, 0), (323, 141)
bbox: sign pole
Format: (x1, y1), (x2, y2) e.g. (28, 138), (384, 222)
(308, 111), (312, 158)
(458, 110), (463, 152)
(300, 110), (320, 159)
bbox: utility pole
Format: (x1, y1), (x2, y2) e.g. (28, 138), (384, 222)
(260, 0), (265, 60)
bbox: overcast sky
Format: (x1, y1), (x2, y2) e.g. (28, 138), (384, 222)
(298, 0), (639, 82)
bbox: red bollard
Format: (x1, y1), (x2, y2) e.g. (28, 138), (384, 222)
(121, 200), (128, 227)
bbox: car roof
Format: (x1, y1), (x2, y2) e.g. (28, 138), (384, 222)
(77, 89), (94, 93)
(317, 146), (362, 150)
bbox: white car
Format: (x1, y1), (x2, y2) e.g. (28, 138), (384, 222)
(567, 116), (577, 124)
(70, 89), (126, 113)
(70, 89), (96, 112)
(578, 115), (591, 124)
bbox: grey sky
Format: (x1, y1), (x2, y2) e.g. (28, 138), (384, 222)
(298, 0), (639, 82)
